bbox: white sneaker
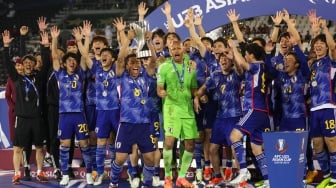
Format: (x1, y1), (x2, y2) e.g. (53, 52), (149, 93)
(229, 170), (251, 185)
(196, 169), (203, 182)
(152, 176), (161, 187)
(130, 177), (140, 188)
(86, 173), (94, 185)
(60, 175), (69, 186)
(93, 173), (105, 186)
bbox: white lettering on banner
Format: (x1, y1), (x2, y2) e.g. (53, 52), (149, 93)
(299, 153), (305, 163)
(80, 171), (86, 178)
(309, 0), (336, 4)
(169, 0), (251, 29)
(272, 154), (292, 164)
(170, 5), (202, 28)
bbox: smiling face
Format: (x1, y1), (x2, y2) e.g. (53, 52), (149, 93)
(219, 54), (233, 73)
(64, 56), (78, 74)
(152, 34), (164, 52)
(22, 56), (36, 75)
(284, 53), (299, 75)
(279, 35), (292, 55)
(100, 49), (115, 70)
(15, 63), (24, 75)
(126, 55), (141, 78)
(92, 40), (107, 57)
(313, 39), (328, 59)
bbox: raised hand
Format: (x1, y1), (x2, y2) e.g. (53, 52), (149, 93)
(82, 20), (92, 37)
(184, 7), (194, 29)
(20, 26), (29, 36)
(40, 31), (49, 46)
(161, 1), (171, 16)
(227, 9), (240, 22)
(50, 26), (60, 39)
(194, 14), (203, 26)
(2, 30), (14, 47)
(271, 11), (283, 25)
(282, 9), (290, 23)
(307, 9), (317, 24)
(37, 16), (48, 32)
(113, 17), (126, 32)
(72, 27), (82, 42)
(138, 1), (148, 18)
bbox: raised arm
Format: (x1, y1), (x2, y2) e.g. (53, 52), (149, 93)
(37, 16), (49, 33)
(270, 11), (283, 43)
(194, 14), (206, 38)
(138, 1), (148, 21)
(161, 1), (175, 32)
(227, 9), (245, 43)
(228, 39), (249, 71)
(307, 9), (320, 38)
(50, 26), (61, 71)
(113, 17), (129, 76)
(145, 31), (158, 76)
(19, 26), (29, 57)
(320, 19), (336, 60)
(185, 8), (206, 57)
(2, 30), (18, 80)
(75, 20), (94, 69)
(282, 9), (302, 49)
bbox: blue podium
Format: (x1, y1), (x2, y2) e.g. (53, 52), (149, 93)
(263, 131), (308, 188)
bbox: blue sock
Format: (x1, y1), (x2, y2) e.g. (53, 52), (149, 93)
(256, 153), (268, 180)
(108, 144), (115, 161)
(111, 160), (123, 184)
(142, 165), (155, 186)
(232, 141), (246, 169)
(96, 145), (106, 175)
(316, 150), (330, 177)
(194, 142), (203, 169)
(154, 166), (160, 176)
(90, 145), (97, 171)
(330, 152), (336, 179)
(60, 146), (70, 175)
(204, 160), (211, 167)
(81, 146), (92, 173)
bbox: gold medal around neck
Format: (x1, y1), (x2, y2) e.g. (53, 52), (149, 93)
(134, 88), (140, 97)
(103, 80), (109, 87)
(141, 99), (146, 104)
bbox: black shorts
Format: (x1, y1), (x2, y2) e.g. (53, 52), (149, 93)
(13, 116), (44, 147)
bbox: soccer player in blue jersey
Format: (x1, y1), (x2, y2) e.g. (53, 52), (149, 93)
(76, 20), (121, 186)
(308, 18), (336, 188)
(109, 17), (157, 188)
(50, 25), (92, 186)
(82, 30), (110, 183)
(194, 52), (244, 187)
(228, 39), (270, 187)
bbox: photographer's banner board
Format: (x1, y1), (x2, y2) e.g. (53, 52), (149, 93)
(263, 131), (308, 188)
(146, 0), (336, 39)
(0, 91), (11, 149)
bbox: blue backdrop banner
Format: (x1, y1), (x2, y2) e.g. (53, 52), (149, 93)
(146, 0), (336, 39)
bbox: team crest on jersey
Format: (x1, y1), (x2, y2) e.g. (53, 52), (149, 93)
(291, 76), (297, 83)
(227, 75), (233, 82)
(74, 74), (79, 80)
(109, 71), (115, 78)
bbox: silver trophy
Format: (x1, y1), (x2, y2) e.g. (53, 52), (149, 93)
(129, 20), (151, 58)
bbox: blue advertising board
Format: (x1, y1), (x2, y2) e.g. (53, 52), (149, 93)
(146, 0), (336, 39)
(263, 131), (308, 188)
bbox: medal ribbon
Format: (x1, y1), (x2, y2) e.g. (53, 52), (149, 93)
(24, 76), (39, 106)
(172, 60), (185, 89)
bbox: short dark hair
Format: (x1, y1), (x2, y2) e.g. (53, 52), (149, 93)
(252, 37), (266, 47)
(201, 37), (214, 47)
(62, 52), (80, 64)
(278, 32), (290, 42)
(100, 47), (116, 58)
(312, 34), (327, 46)
(245, 43), (265, 61)
(213, 37), (228, 47)
(91, 35), (108, 47)
(164, 32), (181, 46)
(124, 53), (137, 64)
(152, 28), (165, 40)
